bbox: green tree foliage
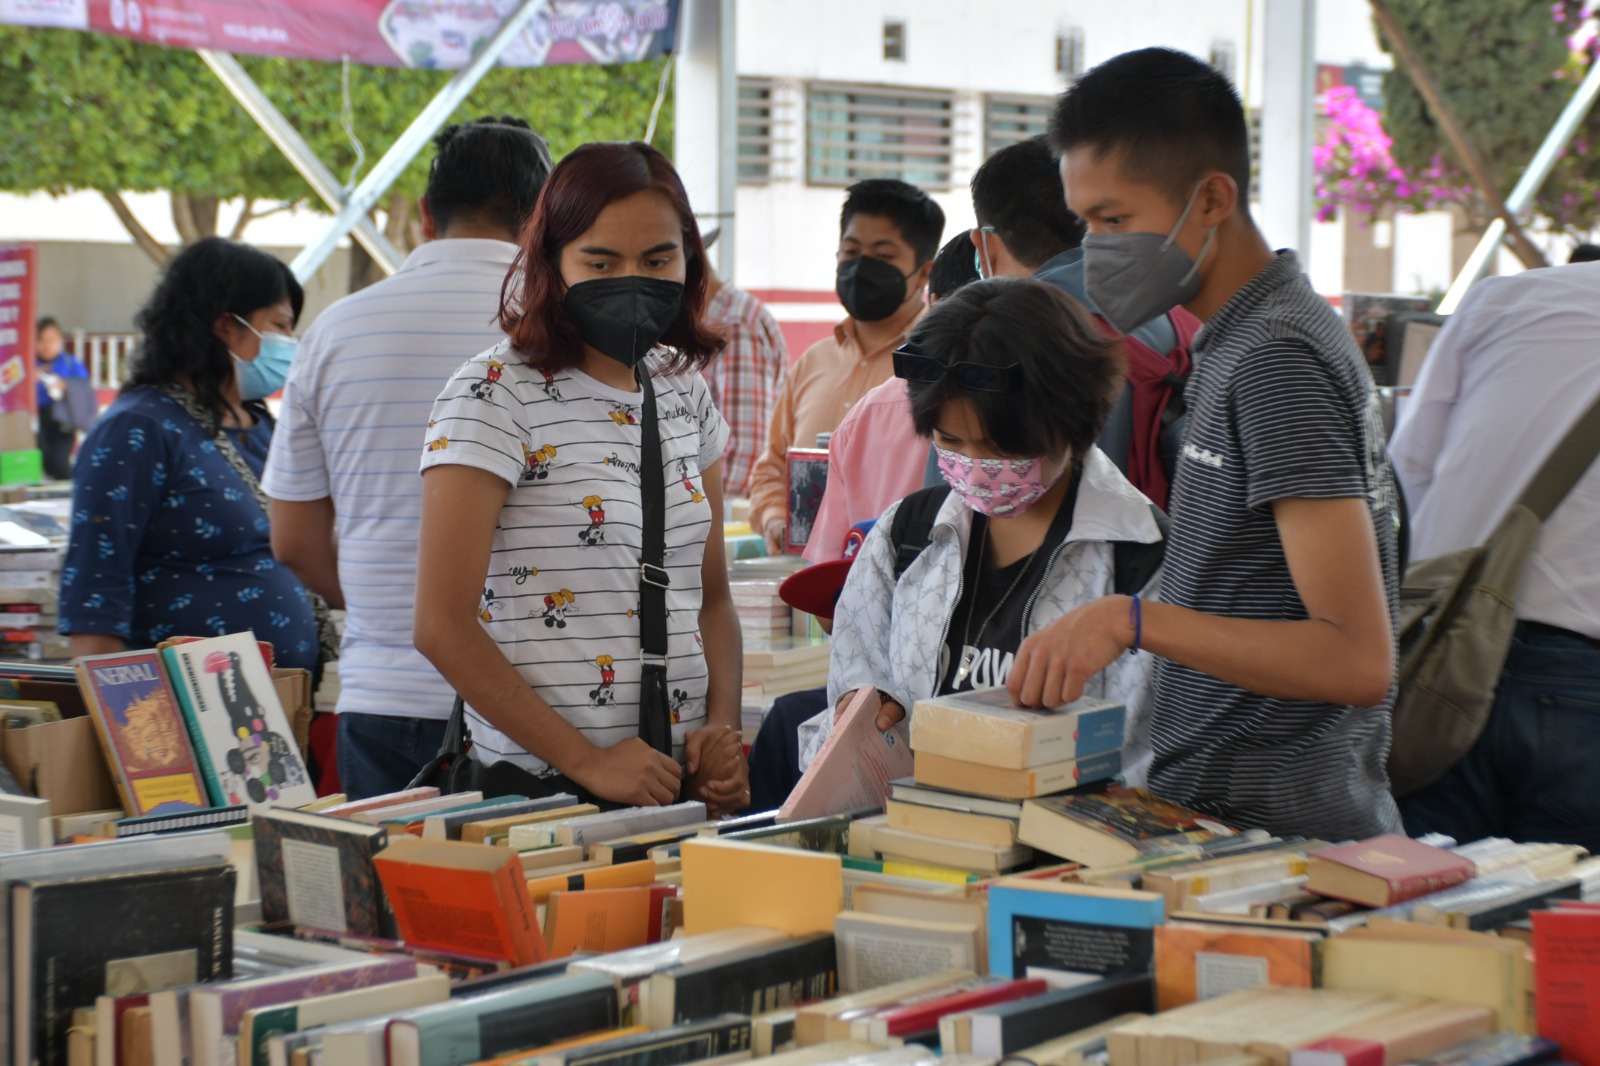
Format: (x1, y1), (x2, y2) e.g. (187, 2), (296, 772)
(0, 25), (672, 259)
(1377, 0), (1600, 232)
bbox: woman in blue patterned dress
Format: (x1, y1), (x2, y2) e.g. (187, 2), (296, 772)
(60, 238), (319, 672)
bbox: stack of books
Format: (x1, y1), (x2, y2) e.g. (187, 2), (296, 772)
(741, 637), (831, 704)
(851, 689), (1129, 876)
(0, 503), (69, 663)
(730, 579), (793, 644)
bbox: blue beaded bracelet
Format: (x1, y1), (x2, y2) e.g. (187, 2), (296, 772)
(1129, 593), (1143, 652)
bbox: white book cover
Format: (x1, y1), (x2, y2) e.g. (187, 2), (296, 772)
(162, 632), (316, 811)
(553, 801), (708, 849)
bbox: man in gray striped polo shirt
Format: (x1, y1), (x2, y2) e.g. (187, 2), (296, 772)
(1007, 48), (1401, 841)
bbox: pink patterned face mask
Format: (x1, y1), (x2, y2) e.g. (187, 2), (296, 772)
(935, 447), (1064, 517)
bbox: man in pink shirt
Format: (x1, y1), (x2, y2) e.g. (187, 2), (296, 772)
(803, 231), (982, 564)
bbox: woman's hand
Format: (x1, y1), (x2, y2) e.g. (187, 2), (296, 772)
(685, 724), (749, 813)
(839, 689), (905, 733)
(570, 737), (684, 807)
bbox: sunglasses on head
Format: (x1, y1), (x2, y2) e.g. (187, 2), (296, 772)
(892, 342), (1021, 393)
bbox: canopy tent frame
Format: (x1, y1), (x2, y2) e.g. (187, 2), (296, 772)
(192, 0), (549, 284)
(1438, 56), (1600, 314)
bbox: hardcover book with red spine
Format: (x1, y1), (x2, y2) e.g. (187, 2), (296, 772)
(869, 977), (1047, 1039)
(1305, 835), (1475, 908)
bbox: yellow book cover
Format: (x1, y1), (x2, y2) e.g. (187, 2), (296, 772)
(681, 837), (842, 937)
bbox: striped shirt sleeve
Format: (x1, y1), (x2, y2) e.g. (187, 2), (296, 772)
(1232, 341), (1369, 510)
(420, 354), (530, 488)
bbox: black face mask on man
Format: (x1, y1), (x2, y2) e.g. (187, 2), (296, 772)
(835, 255), (912, 322)
(563, 276), (685, 368)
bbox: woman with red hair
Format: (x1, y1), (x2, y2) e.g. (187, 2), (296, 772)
(415, 142), (747, 811)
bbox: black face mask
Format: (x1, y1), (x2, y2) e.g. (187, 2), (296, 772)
(563, 276), (685, 368)
(836, 256), (911, 322)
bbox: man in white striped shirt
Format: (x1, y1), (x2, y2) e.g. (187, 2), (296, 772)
(263, 117), (552, 798)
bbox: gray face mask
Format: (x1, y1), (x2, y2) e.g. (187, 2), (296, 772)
(1082, 182), (1216, 335)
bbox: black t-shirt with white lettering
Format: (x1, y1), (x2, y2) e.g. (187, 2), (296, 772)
(938, 469), (1080, 694)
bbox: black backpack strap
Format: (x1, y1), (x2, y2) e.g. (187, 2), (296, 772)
(888, 485), (951, 580)
(1111, 504), (1169, 596)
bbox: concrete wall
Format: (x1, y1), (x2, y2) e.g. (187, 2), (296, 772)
(31, 240), (353, 336)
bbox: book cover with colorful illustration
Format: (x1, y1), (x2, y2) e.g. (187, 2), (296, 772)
(75, 650), (209, 817)
(161, 632), (316, 811)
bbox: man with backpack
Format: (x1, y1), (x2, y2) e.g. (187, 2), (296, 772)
(1390, 263), (1600, 850)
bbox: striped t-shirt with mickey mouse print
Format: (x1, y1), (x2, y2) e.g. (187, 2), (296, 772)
(420, 342), (730, 776)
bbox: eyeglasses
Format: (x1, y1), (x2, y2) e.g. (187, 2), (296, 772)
(892, 343), (1021, 393)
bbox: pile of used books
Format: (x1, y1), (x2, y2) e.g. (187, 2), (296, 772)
(3, 650), (1600, 1066)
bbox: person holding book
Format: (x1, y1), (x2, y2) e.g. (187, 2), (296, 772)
(813, 276), (1162, 785)
(1006, 48), (1401, 840)
(414, 141), (748, 811)
(59, 238), (320, 673)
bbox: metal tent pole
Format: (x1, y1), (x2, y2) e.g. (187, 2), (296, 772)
(197, 49), (406, 280)
(1437, 57), (1600, 314)
(289, 0), (546, 281)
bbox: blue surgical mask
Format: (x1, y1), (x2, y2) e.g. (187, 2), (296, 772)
(972, 225), (998, 280)
(230, 313), (298, 400)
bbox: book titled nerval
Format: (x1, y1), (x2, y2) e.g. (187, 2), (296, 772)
(161, 632), (316, 811)
(76, 650), (209, 817)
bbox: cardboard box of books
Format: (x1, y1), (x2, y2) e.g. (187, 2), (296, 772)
(1, 712), (120, 815)
(271, 667), (313, 755)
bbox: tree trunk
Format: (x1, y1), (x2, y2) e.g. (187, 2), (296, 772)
(102, 192), (172, 267)
(171, 193), (201, 246)
(228, 199), (257, 241)
(1368, 0), (1548, 270)
(383, 190), (413, 251)
(348, 239), (381, 294)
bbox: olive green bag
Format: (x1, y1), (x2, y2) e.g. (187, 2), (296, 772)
(1389, 392), (1600, 797)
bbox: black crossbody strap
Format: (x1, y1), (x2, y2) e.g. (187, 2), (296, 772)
(635, 365), (673, 755)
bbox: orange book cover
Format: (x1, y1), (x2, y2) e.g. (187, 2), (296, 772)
(525, 859), (657, 906)
(75, 651), (209, 817)
(1533, 909), (1600, 1065)
(543, 886), (655, 958)
(1153, 920), (1322, 1010)
(374, 839), (546, 967)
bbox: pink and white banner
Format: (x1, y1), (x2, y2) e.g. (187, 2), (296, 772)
(0, 0), (678, 68)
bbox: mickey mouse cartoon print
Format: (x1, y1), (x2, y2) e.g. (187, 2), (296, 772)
(677, 457), (704, 504)
(578, 495), (606, 546)
(468, 359), (505, 400)
(540, 588), (577, 628)
(590, 654), (617, 706)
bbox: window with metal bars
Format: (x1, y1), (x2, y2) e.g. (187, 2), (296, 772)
(984, 94), (1054, 157)
(806, 82), (954, 188)
(738, 78), (777, 184)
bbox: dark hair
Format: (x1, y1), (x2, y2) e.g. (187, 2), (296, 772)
(970, 136), (1084, 268)
(1570, 242), (1600, 264)
(128, 237), (303, 422)
(1049, 47), (1251, 208)
(839, 179), (946, 264)
(35, 316), (62, 337)
(499, 142), (721, 374)
(928, 230), (980, 302)
(908, 278), (1123, 458)
(427, 116), (553, 238)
